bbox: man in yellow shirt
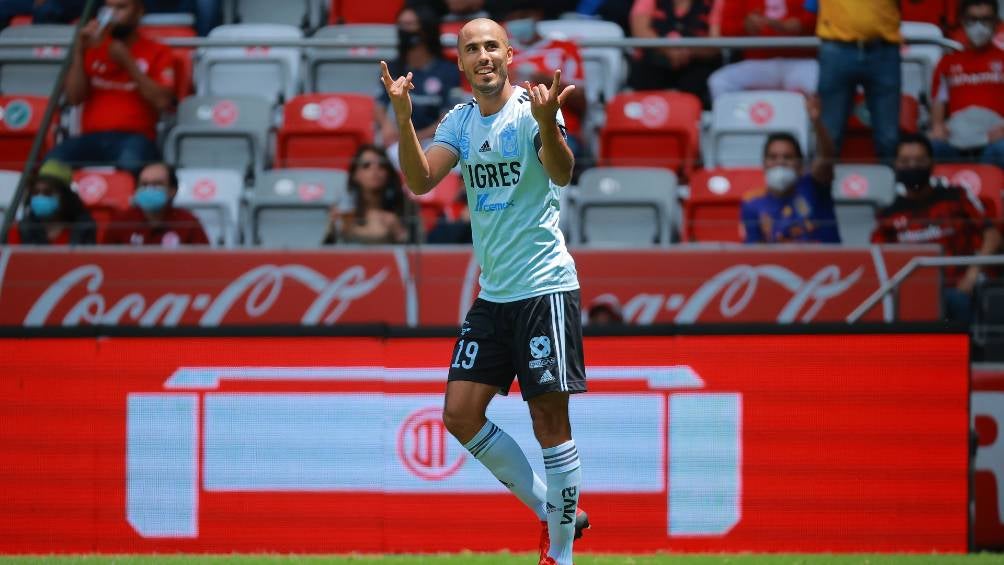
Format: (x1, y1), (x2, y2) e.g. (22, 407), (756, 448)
(814, 0), (901, 161)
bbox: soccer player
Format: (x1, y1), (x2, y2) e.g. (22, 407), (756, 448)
(380, 18), (588, 565)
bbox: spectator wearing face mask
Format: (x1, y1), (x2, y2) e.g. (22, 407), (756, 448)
(929, 0), (1004, 169)
(46, 0), (174, 175)
(6, 160), (96, 245)
(101, 161), (209, 246)
(872, 133), (1002, 322)
(740, 95), (838, 243)
(376, 6), (459, 165)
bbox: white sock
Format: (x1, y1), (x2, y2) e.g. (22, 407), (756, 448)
(543, 439), (581, 565)
(463, 420), (547, 520)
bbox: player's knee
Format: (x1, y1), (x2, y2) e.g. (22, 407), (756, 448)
(441, 406), (483, 443)
(529, 406), (571, 447)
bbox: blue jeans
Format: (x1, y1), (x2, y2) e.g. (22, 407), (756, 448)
(47, 131), (161, 175)
(943, 287), (974, 324)
(931, 138), (1004, 170)
(817, 40), (901, 162)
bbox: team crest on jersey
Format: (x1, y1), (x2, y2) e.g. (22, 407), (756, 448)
(500, 124), (518, 158)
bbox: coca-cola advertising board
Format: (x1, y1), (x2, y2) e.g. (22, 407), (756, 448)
(0, 245), (940, 327)
(0, 333), (968, 553)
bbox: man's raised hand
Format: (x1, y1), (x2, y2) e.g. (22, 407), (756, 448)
(380, 60), (415, 121)
(525, 68), (575, 125)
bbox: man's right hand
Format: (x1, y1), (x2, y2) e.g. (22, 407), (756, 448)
(929, 123), (950, 141)
(380, 60), (414, 125)
(744, 12), (768, 35)
(77, 20), (101, 51)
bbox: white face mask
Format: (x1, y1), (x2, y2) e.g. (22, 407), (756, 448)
(965, 21), (994, 48)
(765, 166), (798, 193)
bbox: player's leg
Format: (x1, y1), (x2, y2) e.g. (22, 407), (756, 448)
(515, 291), (588, 565)
(444, 300), (548, 521)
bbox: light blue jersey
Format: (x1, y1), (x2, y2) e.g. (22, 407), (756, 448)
(432, 85), (579, 302)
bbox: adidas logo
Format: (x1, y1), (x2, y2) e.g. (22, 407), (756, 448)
(538, 370), (556, 384)
(478, 140), (491, 153)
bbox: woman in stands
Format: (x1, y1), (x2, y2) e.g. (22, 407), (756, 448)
(7, 159), (96, 245)
(375, 5), (460, 160)
(323, 145), (412, 244)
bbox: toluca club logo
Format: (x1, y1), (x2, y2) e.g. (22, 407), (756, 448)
(398, 407), (466, 481)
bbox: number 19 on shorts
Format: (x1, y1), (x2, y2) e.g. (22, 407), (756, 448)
(451, 340), (479, 369)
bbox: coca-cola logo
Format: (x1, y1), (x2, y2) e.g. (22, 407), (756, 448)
(612, 264), (865, 324)
(23, 263), (389, 327)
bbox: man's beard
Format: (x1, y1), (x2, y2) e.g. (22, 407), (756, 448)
(471, 67), (507, 96)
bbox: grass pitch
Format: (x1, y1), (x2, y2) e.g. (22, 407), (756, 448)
(0, 554), (1000, 565)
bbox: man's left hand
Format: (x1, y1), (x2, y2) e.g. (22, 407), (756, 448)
(107, 39), (132, 68)
(526, 69), (575, 125)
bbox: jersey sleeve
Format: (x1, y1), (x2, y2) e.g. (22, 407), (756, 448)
(432, 103), (467, 157)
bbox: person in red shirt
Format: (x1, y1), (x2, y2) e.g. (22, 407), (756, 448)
(930, 0), (1004, 168)
(6, 159), (96, 245)
(102, 161), (209, 246)
(872, 133), (1002, 322)
(708, 0), (817, 100)
(503, 2), (588, 162)
(47, 0), (174, 175)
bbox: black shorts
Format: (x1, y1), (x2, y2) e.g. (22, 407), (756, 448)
(447, 290), (587, 400)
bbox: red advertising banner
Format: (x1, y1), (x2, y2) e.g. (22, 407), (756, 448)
(0, 245), (940, 327)
(974, 364), (1004, 550)
(0, 334), (969, 554)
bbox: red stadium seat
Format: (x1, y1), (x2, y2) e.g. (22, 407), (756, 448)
(330, 0), (402, 24)
(72, 168), (135, 242)
(276, 93), (375, 169)
(934, 163), (1004, 220)
(408, 171), (463, 230)
(841, 94), (919, 161)
(0, 95), (56, 170)
(141, 25), (196, 100)
(599, 91), (701, 178)
(684, 167), (764, 242)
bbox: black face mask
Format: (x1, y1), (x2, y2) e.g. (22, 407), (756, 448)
(397, 29), (422, 49)
(896, 166), (932, 192)
(109, 22), (136, 40)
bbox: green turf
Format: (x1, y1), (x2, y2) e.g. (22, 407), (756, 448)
(0, 554), (1000, 565)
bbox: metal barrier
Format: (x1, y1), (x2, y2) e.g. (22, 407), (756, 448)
(847, 254), (1004, 323)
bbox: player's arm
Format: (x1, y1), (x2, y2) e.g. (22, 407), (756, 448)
(380, 61), (456, 195)
(527, 69), (575, 187)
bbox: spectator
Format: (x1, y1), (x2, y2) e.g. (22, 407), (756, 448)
(930, 0), (1004, 169)
(573, 0), (634, 36)
(47, 0), (174, 176)
(102, 161), (209, 246)
(504, 1), (589, 162)
(443, 0), (489, 21)
(377, 6), (459, 160)
(323, 145), (412, 245)
(586, 294), (625, 326)
(740, 96), (839, 243)
(815, 0), (901, 161)
(6, 160), (96, 245)
(872, 133), (1002, 322)
(708, 0), (818, 100)
(0, 0), (85, 28)
(628, 0), (722, 108)
(143, 0), (221, 37)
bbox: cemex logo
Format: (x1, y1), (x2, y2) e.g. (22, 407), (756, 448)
(126, 364), (741, 539)
(474, 193), (514, 213)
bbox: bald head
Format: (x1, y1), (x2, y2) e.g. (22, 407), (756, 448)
(458, 18), (510, 49)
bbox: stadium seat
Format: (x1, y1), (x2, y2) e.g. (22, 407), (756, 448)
(841, 94), (919, 160)
(706, 91), (809, 169)
(0, 169), (22, 220)
(224, 0), (318, 29)
(684, 167), (764, 242)
(934, 163), (1004, 220)
(536, 19), (626, 106)
(900, 21), (944, 103)
(175, 168), (245, 247)
(599, 91), (702, 176)
(196, 24), (303, 105)
(832, 164), (896, 245)
(330, 0), (401, 24)
(305, 24), (396, 95)
(249, 168), (347, 247)
(72, 168), (135, 242)
(164, 95), (273, 177)
(0, 95), (56, 170)
(276, 93), (375, 169)
(568, 167), (678, 247)
(0, 24), (74, 95)
(408, 170), (463, 232)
